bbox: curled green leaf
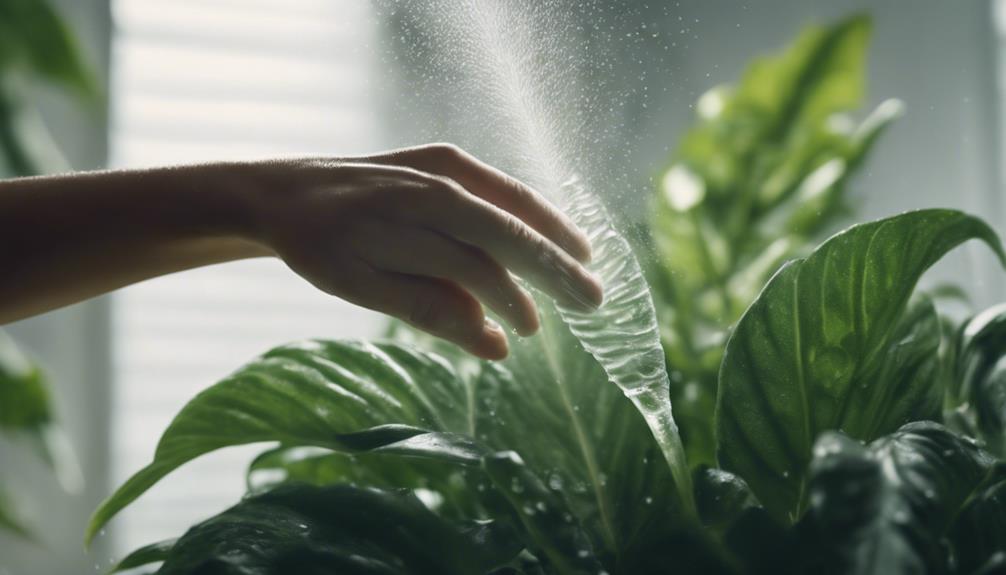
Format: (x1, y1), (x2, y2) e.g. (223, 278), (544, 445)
(802, 422), (994, 575)
(143, 483), (521, 575)
(87, 341), (477, 544)
(717, 209), (1005, 522)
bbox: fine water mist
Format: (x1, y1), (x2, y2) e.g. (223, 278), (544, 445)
(375, 0), (694, 510)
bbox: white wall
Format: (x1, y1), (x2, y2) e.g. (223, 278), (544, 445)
(0, 1), (114, 573)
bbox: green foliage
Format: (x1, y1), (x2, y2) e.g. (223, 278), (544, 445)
(0, 0), (97, 177)
(94, 14), (1006, 575)
(947, 304), (1006, 457)
(88, 332), (679, 571)
(112, 484), (521, 575)
(0, 0), (96, 97)
(716, 210), (1004, 522)
(0, 330), (79, 539)
(0, 2), (90, 551)
(0, 331), (52, 434)
(947, 465), (1006, 575)
(86, 341), (487, 543)
(107, 538), (175, 575)
(649, 14), (901, 468)
(801, 422), (995, 574)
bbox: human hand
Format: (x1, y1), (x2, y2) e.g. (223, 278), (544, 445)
(243, 144), (602, 359)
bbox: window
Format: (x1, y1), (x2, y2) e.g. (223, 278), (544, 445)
(108, 0), (383, 553)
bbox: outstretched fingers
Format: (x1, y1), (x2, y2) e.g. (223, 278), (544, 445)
(371, 144), (593, 263)
(341, 257), (509, 360)
(358, 221), (539, 336)
(391, 175), (603, 311)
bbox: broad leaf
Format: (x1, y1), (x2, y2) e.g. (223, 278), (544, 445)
(717, 210), (1005, 522)
(247, 445), (485, 520)
(845, 293), (943, 439)
(91, 333), (666, 573)
(480, 324), (682, 566)
(648, 15), (898, 471)
(801, 422), (994, 575)
(96, 330), (679, 572)
(139, 483), (521, 575)
(949, 304), (1006, 457)
(482, 451), (603, 574)
(87, 341), (479, 543)
(948, 465), (1006, 575)
(387, 306), (685, 568)
(108, 538), (175, 574)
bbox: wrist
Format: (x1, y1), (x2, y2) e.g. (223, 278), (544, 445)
(181, 161), (275, 256)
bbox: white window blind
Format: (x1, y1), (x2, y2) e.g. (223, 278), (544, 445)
(108, 0), (384, 555)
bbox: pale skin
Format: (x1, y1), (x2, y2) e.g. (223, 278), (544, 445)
(0, 143), (603, 360)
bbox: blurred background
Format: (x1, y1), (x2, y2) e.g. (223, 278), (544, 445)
(0, 0), (1004, 573)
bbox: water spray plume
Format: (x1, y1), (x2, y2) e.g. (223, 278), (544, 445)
(403, 0), (696, 515)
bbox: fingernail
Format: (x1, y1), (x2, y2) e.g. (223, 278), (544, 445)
(484, 317), (504, 333)
(479, 320), (509, 360)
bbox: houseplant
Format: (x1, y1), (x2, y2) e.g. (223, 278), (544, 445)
(90, 15), (1006, 575)
(0, 0), (94, 547)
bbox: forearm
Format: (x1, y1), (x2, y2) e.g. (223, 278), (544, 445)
(0, 163), (271, 323)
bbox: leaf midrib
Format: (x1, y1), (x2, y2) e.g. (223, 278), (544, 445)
(792, 268), (812, 520)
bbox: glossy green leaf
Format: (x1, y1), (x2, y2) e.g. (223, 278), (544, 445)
(801, 422), (994, 575)
(481, 451), (603, 575)
(97, 326), (679, 573)
(87, 341), (479, 544)
(948, 465), (1006, 575)
(716, 210), (1005, 522)
(845, 293), (944, 438)
(693, 466), (758, 533)
(949, 304), (1006, 457)
(107, 538), (175, 574)
(648, 15), (896, 472)
(388, 285), (696, 566)
(480, 320), (683, 565)
(143, 483), (521, 575)
(247, 444), (485, 520)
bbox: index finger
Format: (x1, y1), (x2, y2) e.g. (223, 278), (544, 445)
(371, 144), (593, 264)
